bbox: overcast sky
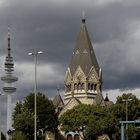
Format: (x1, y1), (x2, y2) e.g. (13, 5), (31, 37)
(0, 0), (140, 133)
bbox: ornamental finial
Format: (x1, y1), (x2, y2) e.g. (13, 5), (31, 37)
(82, 11), (86, 23)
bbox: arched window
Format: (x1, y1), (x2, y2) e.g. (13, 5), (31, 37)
(81, 83), (85, 90)
(94, 84), (97, 91)
(88, 83), (90, 90)
(74, 83), (77, 90)
(67, 134), (72, 140)
(91, 83), (94, 90)
(74, 134), (80, 140)
(78, 83), (81, 90)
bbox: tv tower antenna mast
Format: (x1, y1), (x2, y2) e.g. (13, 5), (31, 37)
(1, 27), (18, 140)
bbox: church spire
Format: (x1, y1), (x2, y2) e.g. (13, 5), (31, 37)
(69, 15), (100, 76)
(64, 16), (102, 105)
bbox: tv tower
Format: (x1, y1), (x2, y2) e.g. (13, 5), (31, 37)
(1, 27), (18, 140)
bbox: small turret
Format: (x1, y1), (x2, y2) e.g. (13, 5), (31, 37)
(104, 93), (109, 102)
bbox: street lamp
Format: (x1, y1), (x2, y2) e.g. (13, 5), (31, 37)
(28, 50), (43, 140)
(122, 98), (132, 140)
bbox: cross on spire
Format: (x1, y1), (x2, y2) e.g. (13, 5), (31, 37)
(82, 11), (86, 24)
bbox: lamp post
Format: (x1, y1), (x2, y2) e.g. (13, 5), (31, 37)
(122, 98), (132, 140)
(28, 51), (43, 140)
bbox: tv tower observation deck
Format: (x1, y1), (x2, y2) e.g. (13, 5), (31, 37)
(1, 28), (18, 140)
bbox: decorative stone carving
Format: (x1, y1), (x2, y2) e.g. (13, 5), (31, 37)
(73, 66), (86, 82)
(88, 67), (100, 84)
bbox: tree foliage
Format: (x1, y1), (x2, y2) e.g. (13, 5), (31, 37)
(59, 104), (118, 139)
(12, 93), (59, 139)
(60, 93), (140, 140)
(115, 93), (140, 120)
(111, 93), (140, 139)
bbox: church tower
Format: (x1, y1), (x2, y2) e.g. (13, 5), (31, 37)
(64, 16), (102, 105)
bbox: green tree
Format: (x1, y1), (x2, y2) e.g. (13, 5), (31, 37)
(60, 93), (140, 140)
(115, 93), (140, 120)
(59, 104), (118, 140)
(111, 93), (140, 140)
(12, 131), (26, 140)
(12, 93), (59, 139)
(126, 125), (140, 140)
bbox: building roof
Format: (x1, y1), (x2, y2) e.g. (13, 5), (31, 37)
(104, 93), (109, 102)
(59, 97), (81, 117)
(95, 92), (104, 105)
(104, 93), (113, 107)
(69, 18), (100, 76)
(53, 91), (64, 108)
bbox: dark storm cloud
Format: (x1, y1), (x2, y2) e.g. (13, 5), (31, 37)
(1, 0), (140, 134)
(0, 0), (80, 64)
(0, 0), (140, 94)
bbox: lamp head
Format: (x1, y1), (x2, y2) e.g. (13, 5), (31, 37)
(28, 52), (34, 56)
(37, 51), (43, 54)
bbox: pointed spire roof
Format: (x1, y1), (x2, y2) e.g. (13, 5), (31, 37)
(53, 88), (64, 108)
(104, 93), (109, 102)
(69, 16), (100, 76)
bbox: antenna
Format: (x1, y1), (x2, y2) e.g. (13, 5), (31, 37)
(7, 26), (11, 57)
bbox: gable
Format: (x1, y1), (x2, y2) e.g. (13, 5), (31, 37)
(59, 98), (80, 117)
(73, 66), (86, 82)
(87, 66), (99, 82)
